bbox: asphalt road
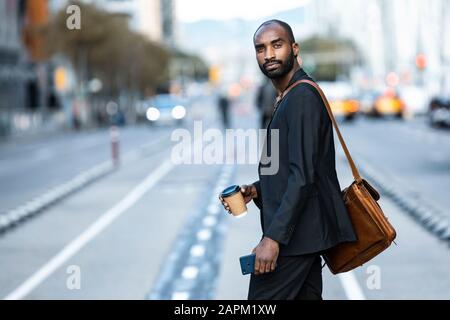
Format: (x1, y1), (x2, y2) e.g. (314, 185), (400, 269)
(0, 100), (449, 300)
(338, 116), (450, 215)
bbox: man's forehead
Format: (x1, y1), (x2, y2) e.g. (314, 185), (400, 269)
(254, 23), (288, 44)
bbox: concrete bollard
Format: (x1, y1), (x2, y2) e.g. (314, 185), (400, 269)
(110, 126), (120, 166)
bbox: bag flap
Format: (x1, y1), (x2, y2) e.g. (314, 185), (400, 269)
(342, 179), (381, 201)
(361, 179), (380, 201)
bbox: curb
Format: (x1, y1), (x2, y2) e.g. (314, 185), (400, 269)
(0, 161), (115, 234)
(148, 165), (235, 300)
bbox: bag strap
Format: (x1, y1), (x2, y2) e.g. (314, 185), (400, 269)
(277, 79), (362, 184)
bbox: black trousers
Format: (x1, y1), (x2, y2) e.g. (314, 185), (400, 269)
(247, 253), (323, 300)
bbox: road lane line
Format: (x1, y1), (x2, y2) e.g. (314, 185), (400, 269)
(338, 271), (366, 300)
(172, 292), (189, 300)
(4, 160), (174, 300)
(196, 229), (212, 241)
(190, 245), (205, 257)
(182, 266), (199, 280)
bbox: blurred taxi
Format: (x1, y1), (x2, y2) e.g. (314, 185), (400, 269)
(317, 81), (360, 121)
(371, 88), (405, 118)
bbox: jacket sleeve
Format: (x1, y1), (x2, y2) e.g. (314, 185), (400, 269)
(264, 85), (323, 245)
(252, 180), (262, 210)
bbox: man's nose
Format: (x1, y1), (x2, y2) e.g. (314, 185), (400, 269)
(264, 47), (275, 61)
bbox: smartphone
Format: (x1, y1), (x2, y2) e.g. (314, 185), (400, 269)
(239, 253), (256, 275)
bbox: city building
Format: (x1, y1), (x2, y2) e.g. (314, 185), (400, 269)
(0, 0), (52, 136)
(303, 0), (449, 94)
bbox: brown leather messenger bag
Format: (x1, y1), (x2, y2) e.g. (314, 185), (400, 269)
(279, 79), (397, 274)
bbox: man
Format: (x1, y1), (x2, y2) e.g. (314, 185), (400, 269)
(220, 20), (356, 300)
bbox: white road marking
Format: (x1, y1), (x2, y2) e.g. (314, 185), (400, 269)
(196, 229), (212, 241)
(338, 271), (366, 300)
(182, 266), (199, 280)
(207, 204), (220, 215)
(190, 245), (205, 257)
(4, 160), (174, 300)
(203, 216), (217, 227)
(172, 292), (189, 300)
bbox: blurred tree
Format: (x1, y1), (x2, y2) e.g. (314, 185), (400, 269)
(43, 1), (170, 99)
(300, 36), (361, 81)
(170, 49), (209, 82)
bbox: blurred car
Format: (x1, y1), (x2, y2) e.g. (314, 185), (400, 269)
(317, 81), (360, 121)
(138, 94), (189, 126)
(428, 96), (450, 128)
(368, 88), (406, 119)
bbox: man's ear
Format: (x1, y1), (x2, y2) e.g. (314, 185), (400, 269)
(293, 42), (300, 58)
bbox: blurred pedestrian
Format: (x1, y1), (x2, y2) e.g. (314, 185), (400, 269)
(72, 101), (81, 131)
(220, 20), (356, 300)
(256, 78), (277, 129)
(217, 93), (230, 128)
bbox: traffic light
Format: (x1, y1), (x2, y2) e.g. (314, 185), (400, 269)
(415, 54), (427, 70)
(386, 72), (399, 87)
(54, 67), (68, 92)
(209, 65), (220, 84)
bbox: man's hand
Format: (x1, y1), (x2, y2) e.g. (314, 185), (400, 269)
(240, 184), (258, 204)
(253, 237), (279, 275)
(219, 184), (258, 214)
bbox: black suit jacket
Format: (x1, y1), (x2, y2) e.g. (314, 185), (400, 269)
(253, 68), (357, 256)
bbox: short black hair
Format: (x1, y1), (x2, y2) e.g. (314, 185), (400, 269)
(253, 19), (295, 44)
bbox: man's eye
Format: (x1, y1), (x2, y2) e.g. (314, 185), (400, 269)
(274, 43), (282, 48)
(256, 48), (264, 53)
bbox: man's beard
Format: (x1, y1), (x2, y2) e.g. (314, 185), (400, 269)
(259, 49), (295, 79)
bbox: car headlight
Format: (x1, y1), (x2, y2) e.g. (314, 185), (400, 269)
(171, 105), (186, 119)
(146, 107), (160, 121)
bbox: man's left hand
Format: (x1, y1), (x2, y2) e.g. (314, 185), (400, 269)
(253, 237), (279, 275)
